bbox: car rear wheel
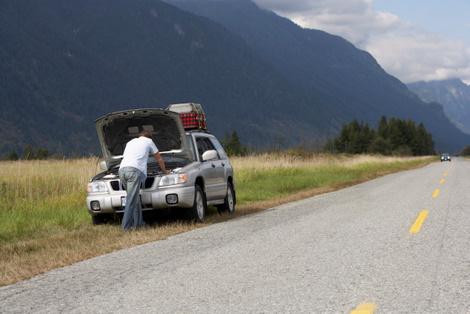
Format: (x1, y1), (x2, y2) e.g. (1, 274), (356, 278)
(217, 182), (236, 215)
(191, 185), (207, 222)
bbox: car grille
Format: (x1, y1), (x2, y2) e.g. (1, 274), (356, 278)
(110, 180), (121, 191)
(109, 178), (155, 191)
(144, 177), (155, 189)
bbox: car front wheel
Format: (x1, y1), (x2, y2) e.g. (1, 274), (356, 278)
(91, 214), (111, 225)
(191, 185), (207, 222)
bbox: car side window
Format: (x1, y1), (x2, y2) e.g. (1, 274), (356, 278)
(210, 138), (228, 160)
(204, 138), (216, 152)
(196, 137), (206, 161)
(196, 137), (219, 161)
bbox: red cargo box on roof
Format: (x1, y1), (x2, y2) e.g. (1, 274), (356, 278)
(167, 103), (207, 131)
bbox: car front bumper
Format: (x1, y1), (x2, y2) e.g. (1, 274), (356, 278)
(86, 185), (195, 215)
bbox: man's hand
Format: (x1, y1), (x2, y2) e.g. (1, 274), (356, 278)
(154, 152), (170, 174)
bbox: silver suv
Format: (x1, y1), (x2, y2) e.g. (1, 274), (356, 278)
(86, 108), (236, 224)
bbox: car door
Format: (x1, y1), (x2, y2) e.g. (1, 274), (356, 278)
(195, 136), (224, 201)
(209, 136), (230, 198)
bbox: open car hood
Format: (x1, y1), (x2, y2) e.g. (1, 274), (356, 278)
(95, 109), (190, 166)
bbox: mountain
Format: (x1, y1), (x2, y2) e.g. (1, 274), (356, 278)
(1, 0), (469, 155)
(0, 0), (329, 155)
(166, 0), (470, 152)
(408, 79), (470, 135)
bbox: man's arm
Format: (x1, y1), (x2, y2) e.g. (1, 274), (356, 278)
(154, 152), (169, 174)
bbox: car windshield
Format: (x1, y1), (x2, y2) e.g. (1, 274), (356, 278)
(160, 155), (192, 164)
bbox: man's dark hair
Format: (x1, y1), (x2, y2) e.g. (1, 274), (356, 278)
(139, 130), (154, 138)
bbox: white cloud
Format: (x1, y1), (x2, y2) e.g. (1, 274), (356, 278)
(253, 0), (470, 83)
(366, 31), (470, 83)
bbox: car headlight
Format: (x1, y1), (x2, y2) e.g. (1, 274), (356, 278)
(87, 181), (109, 193)
(158, 174), (188, 187)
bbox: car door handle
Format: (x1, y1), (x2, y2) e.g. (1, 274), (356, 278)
(211, 164), (216, 168)
(221, 163), (225, 167)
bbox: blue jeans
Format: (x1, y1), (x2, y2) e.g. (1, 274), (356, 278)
(119, 167), (146, 230)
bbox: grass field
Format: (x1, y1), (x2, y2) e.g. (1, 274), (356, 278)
(0, 154), (434, 286)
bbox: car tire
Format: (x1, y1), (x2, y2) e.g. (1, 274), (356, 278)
(191, 185), (207, 222)
(92, 214), (110, 225)
(217, 182), (236, 215)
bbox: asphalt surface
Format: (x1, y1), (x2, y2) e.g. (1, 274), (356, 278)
(1, 158), (469, 313)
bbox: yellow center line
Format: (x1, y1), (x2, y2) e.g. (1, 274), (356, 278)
(440, 178), (446, 185)
(432, 188), (440, 198)
(350, 303), (377, 314)
(409, 210), (429, 234)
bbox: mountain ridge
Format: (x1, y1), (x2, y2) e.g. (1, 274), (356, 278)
(0, 0), (329, 155)
(167, 0), (470, 152)
(408, 79), (470, 135)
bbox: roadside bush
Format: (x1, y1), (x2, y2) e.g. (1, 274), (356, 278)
(392, 145), (413, 157)
(4, 151), (19, 161)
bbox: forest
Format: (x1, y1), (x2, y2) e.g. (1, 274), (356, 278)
(327, 117), (435, 156)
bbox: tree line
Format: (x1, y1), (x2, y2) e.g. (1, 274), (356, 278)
(0, 119), (439, 160)
(326, 117), (435, 156)
(3, 146), (50, 160)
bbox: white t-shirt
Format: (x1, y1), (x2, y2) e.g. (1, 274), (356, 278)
(119, 137), (159, 176)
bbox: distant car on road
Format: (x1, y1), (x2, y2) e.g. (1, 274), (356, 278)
(440, 153), (451, 162)
(86, 104), (236, 225)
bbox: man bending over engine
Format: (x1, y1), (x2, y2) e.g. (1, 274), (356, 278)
(119, 130), (168, 230)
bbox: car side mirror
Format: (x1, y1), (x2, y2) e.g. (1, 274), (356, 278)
(202, 150), (218, 162)
(99, 160), (108, 171)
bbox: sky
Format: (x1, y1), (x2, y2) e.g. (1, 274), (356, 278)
(375, 0), (470, 45)
(252, 0), (470, 84)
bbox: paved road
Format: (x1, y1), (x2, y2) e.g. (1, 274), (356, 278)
(1, 159), (470, 313)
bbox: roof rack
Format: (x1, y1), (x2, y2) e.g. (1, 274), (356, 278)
(167, 103), (207, 131)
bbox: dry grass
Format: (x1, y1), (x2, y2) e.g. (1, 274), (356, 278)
(231, 153), (423, 169)
(0, 154), (434, 286)
(1, 223), (200, 286)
